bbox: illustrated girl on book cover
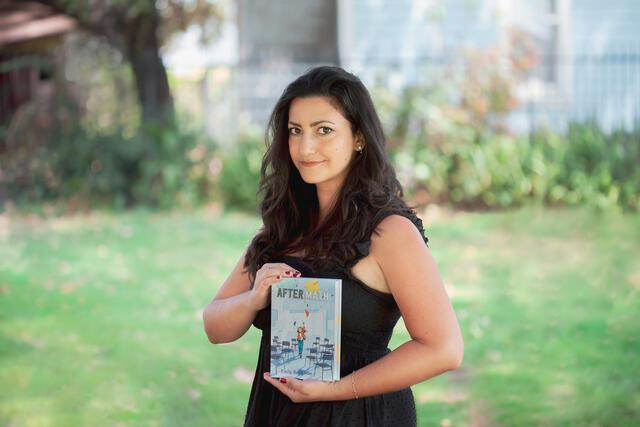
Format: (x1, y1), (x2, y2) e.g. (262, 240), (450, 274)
(296, 323), (307, 358)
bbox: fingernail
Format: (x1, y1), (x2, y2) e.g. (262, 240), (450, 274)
(277, 275), (281, 279)
(279, 378), (287, 384)
(285, 271), (291, 275)
(294, 272), (301, 277)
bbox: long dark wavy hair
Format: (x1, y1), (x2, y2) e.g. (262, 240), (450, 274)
(244, 66), (423, 282)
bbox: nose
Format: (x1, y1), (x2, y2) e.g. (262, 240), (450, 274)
(298, 132), (318, 156)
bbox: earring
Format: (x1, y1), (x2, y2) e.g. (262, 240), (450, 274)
(356, 144), (364, 153)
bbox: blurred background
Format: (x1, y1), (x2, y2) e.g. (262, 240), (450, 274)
(0, 1), (638, 426)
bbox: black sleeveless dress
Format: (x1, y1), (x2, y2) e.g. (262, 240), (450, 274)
(243, 214), (428, 427)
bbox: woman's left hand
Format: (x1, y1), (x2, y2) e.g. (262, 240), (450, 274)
(263, 372), (337, 402)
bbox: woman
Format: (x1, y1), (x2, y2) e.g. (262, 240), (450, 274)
(203, 66), (464, 426)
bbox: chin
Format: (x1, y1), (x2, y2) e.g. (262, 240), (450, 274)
(299, 174), (323, 185)
(296, 169), (323, 184)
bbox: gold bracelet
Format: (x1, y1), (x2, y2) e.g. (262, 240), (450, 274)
(351, 370), (359, 399)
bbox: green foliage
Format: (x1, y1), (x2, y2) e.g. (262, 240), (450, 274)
(216, 129), (264, 212)
(525, 122), (640, 211)
(0, 74), (262, 212)
(130, 121), (220, 208)
(380, 84), (640, 212)
(0, 117), (219, 209)
(558, 122), (640, 210)
(372, 39), (639, 212)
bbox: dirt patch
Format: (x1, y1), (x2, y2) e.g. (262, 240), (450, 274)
(628, 270), (640, 290)
(447, 366), (496, 427)
(233, 367), (254, 384)
(469, 400), (493, 427)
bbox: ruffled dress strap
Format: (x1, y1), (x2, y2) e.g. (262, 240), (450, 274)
(406, 211), (430, 248)
(353, 210), (429, 260)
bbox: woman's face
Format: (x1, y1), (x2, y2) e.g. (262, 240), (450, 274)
(288, 96), (360, 189)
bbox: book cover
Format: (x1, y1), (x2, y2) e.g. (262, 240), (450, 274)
(270, 277), (342, 381)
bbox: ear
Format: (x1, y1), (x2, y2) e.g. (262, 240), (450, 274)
(354, 132), (366, 153)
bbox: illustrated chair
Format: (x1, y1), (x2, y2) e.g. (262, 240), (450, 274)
(281, 340), (294, 362)
(304, 346), (318, 369)
(313, 351), (334, 380)
(271, 336), (281, 352)
(270, 347), (286, 375)
(320, 338), (331, 353)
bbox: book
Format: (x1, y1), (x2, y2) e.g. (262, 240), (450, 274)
(270, 277), (342, 382)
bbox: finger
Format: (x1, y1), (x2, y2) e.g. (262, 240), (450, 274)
(263, 373), (291, 396)
(275, 375), (305, 396)
(276, 263), (302, 278)
(256, 270), (280, 284)
(259, 275), (283, 291)
(258, 264), (301, 280)
(263, 373), (301, 401)
(259, 264), (300, 277)
(256, 268), (284, 284)
(257, 264), (278, 278)
(265, 263), (301, 276)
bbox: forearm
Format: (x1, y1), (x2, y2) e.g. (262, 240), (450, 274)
(203, 291), (259, 344)
(332, 340), (461, 401)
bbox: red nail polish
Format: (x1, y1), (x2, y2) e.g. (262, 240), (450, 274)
(277, 275), (281, 279)
(285, 271), (291, 275)
(279, 378), (287, 384)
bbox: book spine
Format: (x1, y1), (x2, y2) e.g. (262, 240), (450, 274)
(334, 279), (342, 381)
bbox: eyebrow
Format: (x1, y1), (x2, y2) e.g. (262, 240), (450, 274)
(288, 120), (336, 127)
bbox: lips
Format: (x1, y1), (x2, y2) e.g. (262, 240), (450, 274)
(300, 160), (325, 167)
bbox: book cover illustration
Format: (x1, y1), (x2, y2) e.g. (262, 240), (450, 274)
(270, 277), (342, 382)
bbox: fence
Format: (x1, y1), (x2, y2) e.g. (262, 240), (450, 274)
(175, 50), (640, 144)
(2, 51), (639, 146)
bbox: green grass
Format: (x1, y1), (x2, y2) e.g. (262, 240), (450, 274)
(1, 206), (638, 426)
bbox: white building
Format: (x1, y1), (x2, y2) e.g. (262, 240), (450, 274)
(165, 0), (640, 140)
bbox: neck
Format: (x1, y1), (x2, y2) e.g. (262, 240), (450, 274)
(316, 181), (342, 223)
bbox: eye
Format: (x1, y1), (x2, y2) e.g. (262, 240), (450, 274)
(288, 127), (301, 135)
(318, 126), (333, 135)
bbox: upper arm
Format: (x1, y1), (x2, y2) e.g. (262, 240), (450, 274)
(371, 215), (463, 353)
(211, 245), (253, 302)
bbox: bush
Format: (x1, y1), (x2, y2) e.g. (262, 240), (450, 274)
(0, 117), (220, 209)
(380, 84), (640, 211)
(128, 121), (220, 208)
(217, 129), (264, 212)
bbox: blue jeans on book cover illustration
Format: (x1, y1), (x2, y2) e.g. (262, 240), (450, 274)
(297, 339), (304, 358)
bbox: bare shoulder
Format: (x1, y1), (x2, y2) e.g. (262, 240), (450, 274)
(369, 214), (431, 273)
(371, 214), (425, 248)
(352, 214), (431, 294)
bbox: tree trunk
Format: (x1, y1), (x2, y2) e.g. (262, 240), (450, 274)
(34, 0), (175, 126)
(124, 12), (175, 126)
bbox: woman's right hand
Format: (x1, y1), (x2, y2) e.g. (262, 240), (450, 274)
(248, 263), (301, 311)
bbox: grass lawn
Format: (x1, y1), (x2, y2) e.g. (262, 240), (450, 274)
(1, 205), (638, 426)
